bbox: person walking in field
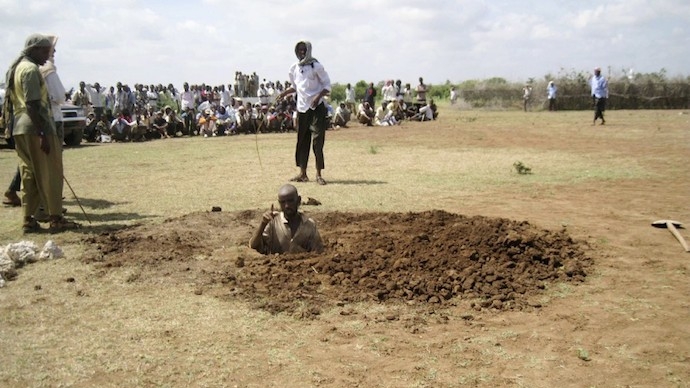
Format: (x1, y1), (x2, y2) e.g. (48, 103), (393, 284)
(522, 84), (532, 112)
(591, 67), (608, 125)
(276, 41), (332, 186)
(547, 81), (557, 111)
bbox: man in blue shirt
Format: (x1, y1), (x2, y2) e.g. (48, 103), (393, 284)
(547, 81), (557, 111)
(591, 67), (609, 125)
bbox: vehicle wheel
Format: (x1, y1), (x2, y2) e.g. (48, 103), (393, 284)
(65, 128), (83, 146)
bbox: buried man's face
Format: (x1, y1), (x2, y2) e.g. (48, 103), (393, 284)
(278, 190), (300, 219)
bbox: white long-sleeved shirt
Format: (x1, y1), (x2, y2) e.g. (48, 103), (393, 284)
(591, 75), (609, 98)
(180, 90), (195, 110)
(43, 70), (66, 122)
(383, 83), (397, 102)
(86, 85), (106, 108)
(547, 84), (557, 99)
(287, 61), (331, 113)
(345, 87), (355, 103)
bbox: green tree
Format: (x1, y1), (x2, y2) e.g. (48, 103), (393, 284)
(330, 83), (345, 103)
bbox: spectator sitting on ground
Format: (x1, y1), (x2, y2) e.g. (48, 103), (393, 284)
(357, 101), (375, 126)
(266, 105), (282, 132)
(130, 107), (150, 141)
(387, 100), (405, 121)
(110, 109), (137, 141)
(95, 116), (111, 142)
(248, 102), (260, 132)
(333, 102), (350, 128)
(275, 99), (294, 132)
(197, 108), (217, 137)
(84, 112), (98, 142)
(215, 105), (233, 135)
(411, 99), (435, 121)
(235, 105), (252, 134)
(164, 105), (184, 136)
(256, 105), (270, 133)
(374, 102), (399, 126)
(152, 110), (170, 138)
(224, 101), (238, 135)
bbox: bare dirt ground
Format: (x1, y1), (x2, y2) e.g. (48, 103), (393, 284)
(1, 109), (689, 387)
(83, 210), (591, 317)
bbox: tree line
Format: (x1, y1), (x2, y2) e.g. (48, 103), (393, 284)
(328, 69), (690, 110)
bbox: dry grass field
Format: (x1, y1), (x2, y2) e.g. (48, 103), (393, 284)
(0, 106), (689, 387)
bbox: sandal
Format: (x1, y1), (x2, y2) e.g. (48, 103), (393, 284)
(22, 218), (42, 234)
(289, 175), (309, 183)
(316, 176), (327, 186)
(49, 216), (81, 234)
(3, 191), (21, 207)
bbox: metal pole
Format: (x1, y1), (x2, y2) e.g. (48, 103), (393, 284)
(63, 175), (92, 224)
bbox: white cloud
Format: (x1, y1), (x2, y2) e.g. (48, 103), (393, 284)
(0, 0), (688, 90)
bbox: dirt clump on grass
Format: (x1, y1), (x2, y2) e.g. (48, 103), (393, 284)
(82, 210), (592, 317)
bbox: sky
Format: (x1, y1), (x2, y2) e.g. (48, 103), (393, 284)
(0, 0), (688, 91)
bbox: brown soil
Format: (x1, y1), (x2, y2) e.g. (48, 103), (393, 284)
(2, 109), (689, 387)
(83, 209), (591, 318)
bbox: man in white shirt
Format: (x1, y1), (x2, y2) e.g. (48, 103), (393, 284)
(450, 86), (458, 105)
(86, 82), (107, 121)
(345, 83), (355, 114)
(591, 67), (608, 125)
(522, 84), (532, 112)
(145, 84), (158, 113)
(258, 83), (270, 106)
(547, 81), (557, 111)
(179, 82), (196, 135)
(276, 41), (331, 185)
(219, 84), (234, 108)
(413, 100), (435, 121)
(382, 80), (397, 106)
(333, 102), (350, 128)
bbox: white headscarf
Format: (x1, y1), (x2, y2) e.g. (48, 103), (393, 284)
(295, 41), (318, 67)
(40, 35), (58, 78)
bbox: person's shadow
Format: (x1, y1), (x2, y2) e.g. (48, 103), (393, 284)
(322, 179), (386, 185)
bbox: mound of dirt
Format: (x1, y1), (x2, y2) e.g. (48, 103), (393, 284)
(83, 210), (592, 317)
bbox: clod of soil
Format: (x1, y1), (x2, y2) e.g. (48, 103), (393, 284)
(82, 210), (592, 317)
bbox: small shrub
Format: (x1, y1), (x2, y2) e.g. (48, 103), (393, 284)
(513, 161), (532, 175)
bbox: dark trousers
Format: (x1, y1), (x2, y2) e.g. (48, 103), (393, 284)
(594, 98), (606, 121)
(93, 107), (104, 122)
(9, 167), (20, 192)
(548, 98), (557, 111)
(296, 103), (327, 170)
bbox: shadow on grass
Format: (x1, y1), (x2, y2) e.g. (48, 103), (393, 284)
(69, 211), (156, 223)
(63, 142), (103, 150)
(63, 197), (124, 210)
(62, 197), (157, 225)
(326, 179), (387, 185)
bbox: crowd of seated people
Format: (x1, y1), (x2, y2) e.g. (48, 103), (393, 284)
(352, 78), (438, 127)
(73, 72), (299, 142)
(72, 74), (437, 143)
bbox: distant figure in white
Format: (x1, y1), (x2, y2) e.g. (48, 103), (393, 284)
(547, 81), (557, 111)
